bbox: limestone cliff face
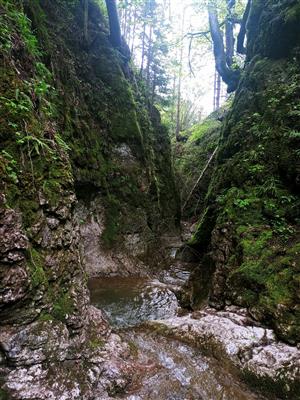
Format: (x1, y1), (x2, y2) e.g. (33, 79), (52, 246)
(190, 0), (300, 344)
(0, 0), (179, 398)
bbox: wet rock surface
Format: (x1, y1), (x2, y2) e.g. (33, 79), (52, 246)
(0, 192), (138, 400)
(0, 207), (29, 317)
(118, 330), (266, 400)
(89, 274), (266, 399)
(145, 306), (300, 399)
(1, 307), (137, 400)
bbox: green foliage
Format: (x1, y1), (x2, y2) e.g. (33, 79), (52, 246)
(16, 133), (53, 156)
(285, 130), (300, 139)
(188, 119), (221, 143)
(0, 92), (33, 116)
(233, 198), (251, 209)
(0, 1), (40, 56)
(55, 133), (71, 152)
(283, 3), (300, 21)
(12, 8), (40, 56)
(0, 11), (12, 52)
(0, 150), (18, 183)
(216, 187), (261, 224)
(93, 0), (107, 16)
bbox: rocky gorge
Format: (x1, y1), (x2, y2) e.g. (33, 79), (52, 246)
(0, 0), (300, 399)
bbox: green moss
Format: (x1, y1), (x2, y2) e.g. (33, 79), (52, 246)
(187, 34), (300, 343)
(174, 111), (222, 219)
(42, 179), (62, 207)
(283, 3), (300, 22)
(240, 229), (273, 258)
(227, 222), (298, 308)
(127, 340), (139, 357)
(88, 337), (105, 350)
(0, 388), (9, 400)
(28, 248), (48, 288)
(110, 109), (142, 142)
(101, 195), (121, 248)
(188, 119), (221, 143)
(20, 199), (40, 228)
(243, 368), (300, 400)
(52, 292), (74, 322)
(39, 312), (53, 322)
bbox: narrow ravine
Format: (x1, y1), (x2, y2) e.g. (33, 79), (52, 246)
(88, 267), (266, 400)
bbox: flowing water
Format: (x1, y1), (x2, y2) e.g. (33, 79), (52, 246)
(88, 266), (265, 400)
(89, 276), (179, 328)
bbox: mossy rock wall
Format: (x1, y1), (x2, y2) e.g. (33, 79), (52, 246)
(27, 0), (180, 243)
(190, 0), (300, 344)
(174, 105), (233, 220)
(0, 0), (179, 329)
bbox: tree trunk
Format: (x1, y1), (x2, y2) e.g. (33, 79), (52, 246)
(140, 21), (147, 74)
(214, 69), (221, 110)
(208, 3), (240, 92)
(237, 0), (251, 54)
(83, 0), (88, 42)
(130, 6), (137, 55)
(225, 0), (235, 66)
(170, 73), (176, 129)
(175, 77), (182, 141)
(151, 69), (157, 113)
(124, 1), (129, 42)
(175, 10), (185, 142)
(105, 0), (122, 49)
(146, 25), (153, 89)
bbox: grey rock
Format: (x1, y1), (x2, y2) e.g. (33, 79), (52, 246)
(46, 218), (60, 230)
(146, 306), (300, 396)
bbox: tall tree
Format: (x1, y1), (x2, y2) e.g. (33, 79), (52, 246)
(237, 0), (251, 54)
(83, 0), (89, 42)
(207, 1), (240, 92)
(213, 68), (221, 110)
(105, 0), (122, 48)
(225, 0), (235, 66)
(175, 7), (186, 141)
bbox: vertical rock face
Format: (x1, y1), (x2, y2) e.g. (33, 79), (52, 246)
(32, 0), (180, 274)
(190, 0), (300, 344)
(0, 0), (179, 398)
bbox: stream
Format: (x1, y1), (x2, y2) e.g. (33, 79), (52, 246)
(88, 265), (265, 400)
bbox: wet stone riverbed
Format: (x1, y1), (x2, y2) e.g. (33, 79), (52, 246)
(88, 267), (266, 400)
